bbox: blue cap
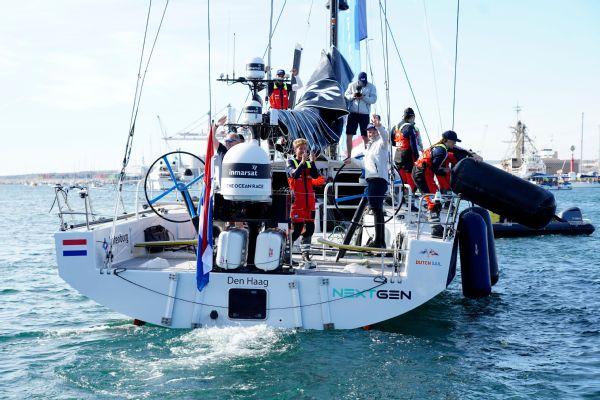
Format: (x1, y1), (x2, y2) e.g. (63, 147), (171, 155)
(276, 69), (285, 75)
(366, 123), (377, 130)
(442, 130), (461, 142)
(358, 72), (367, 83)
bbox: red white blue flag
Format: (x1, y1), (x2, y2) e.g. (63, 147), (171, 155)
(196, 124), (214, 291)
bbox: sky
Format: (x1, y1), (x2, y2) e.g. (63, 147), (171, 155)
(1, 0), (599, 176)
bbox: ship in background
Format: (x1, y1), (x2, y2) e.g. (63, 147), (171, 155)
(500, 106), (546, 179)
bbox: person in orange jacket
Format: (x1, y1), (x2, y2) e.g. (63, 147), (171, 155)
(268, 69), (289, 109)
(287, 139), (319, 261)
(412, 130), (481, 221)
(391, 107), (419, 193)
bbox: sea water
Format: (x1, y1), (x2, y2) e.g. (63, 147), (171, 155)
(1, 184), (598, 399)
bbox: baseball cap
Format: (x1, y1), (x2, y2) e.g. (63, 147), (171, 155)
(358, 72), (367, 84)
(366, 123), (377, 131)
(276, 69), (285, 75)
(442, 130), (461, 142)
(403, 107), (415, 118)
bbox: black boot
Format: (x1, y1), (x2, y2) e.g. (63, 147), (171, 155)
(371, 208), (386, 248)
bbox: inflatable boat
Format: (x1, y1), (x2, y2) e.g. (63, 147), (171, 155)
(492, 207), (595, 238)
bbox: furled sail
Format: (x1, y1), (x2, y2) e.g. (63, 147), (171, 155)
(276, 46), (354, 154)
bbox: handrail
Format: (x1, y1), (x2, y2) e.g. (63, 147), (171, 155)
(322, 181), (460, 248)
(55, 180), (145, 230)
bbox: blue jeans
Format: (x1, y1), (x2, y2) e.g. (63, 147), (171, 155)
(367, 177), (388, 210)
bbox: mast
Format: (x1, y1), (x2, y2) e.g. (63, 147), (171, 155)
(579, 112), (584, 174)
(267, 0), (274, 80)
(513, 105), (523, 167)
(330, 0), (338, 47)
(327, 0), (339, 160)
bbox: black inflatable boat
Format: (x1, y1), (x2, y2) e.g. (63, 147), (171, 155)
(492, 207), (595, 238)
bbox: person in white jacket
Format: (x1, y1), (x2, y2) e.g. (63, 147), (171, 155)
(344, 72), (377, 160)
(363, 115), (389, 248)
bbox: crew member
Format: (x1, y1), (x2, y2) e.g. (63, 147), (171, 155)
(269, 69), (290, 109)
(391, 107), (419, 193)
(344, 72), (377, 161)
(412, 130), (481, 221)
(363, 117), (389, 248)
(287, 139), (319, 262)
(212, 116), (244, 159)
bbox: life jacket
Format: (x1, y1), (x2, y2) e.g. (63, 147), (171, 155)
(415, 143), (448, 169)
(393, 122), (413, 150)
(287, 159), (315, 210)
(269, 82), (289, 109)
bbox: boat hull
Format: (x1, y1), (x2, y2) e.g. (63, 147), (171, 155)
(55, 215), (455, 330)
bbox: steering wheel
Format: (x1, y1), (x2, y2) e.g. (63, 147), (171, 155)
(144, 151), (205, 223)
(331, 161), (404, 228)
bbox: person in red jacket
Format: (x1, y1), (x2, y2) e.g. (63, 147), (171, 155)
(412, 130), (481, 221)
(392, 107), (419, 193)
(269, 69), (290, 109)
(287, 139), (319, 261)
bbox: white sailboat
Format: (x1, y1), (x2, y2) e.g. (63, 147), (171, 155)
(53, 1), (509, 330)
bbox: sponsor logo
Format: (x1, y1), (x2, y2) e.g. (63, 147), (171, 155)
(112, 233), (129, 245)
(227, 276), (269, 288)
(222, 163), (270, 180)
(415, 259), (442, 266)
(228, 170), (258, 177)
(332, 288), (412, 300)
(419, 248), (439, 257)
(226, 183), (264, 189)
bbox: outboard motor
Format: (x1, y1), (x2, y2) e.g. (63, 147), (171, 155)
(558, 207), (583, 223)
(451, 158), (556, 229)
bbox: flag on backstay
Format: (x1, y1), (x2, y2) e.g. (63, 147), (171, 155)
(196, 124), (214, 291)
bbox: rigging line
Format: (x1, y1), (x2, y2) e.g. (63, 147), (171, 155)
(180, 105), (230, 133)
(208, 0), (213, 121)
(303, 0), (314, 46)
(236, 0), (288, 123)
(383, 0), (391, 132)
(378, 0), (431, 146)
(107, 0), (170, 270)
(267, 0), (274, 80)
(451, 0), (460, 130)
(125, 0), (171, 173)
(422, 0), (443, 134)
(377, 2), (389, 129)
(378, 1), (394, 175)
(128, 1), (152, 133)
(365, 40), (376, 92)
(262, 0), (288, 59)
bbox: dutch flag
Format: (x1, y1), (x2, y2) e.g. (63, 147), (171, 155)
(62, 239), (88, 257)
(196, 124), (214, 291)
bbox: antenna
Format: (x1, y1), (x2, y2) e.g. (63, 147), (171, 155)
(514, 104), (522, 121)
(580, 112), (584, 174)
(232, 32), (236, 78)
(267, 0), (274, 80)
